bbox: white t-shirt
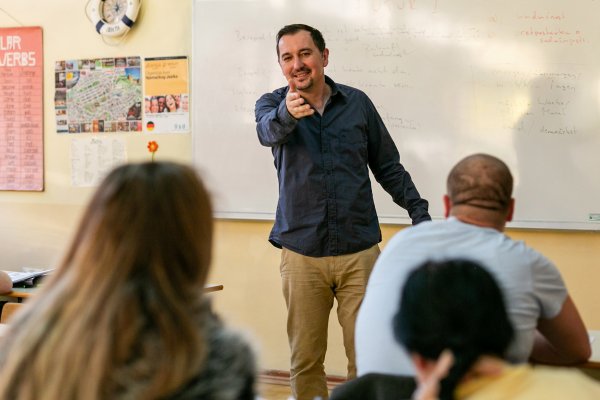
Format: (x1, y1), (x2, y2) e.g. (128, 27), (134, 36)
(355, 217), (567, 376)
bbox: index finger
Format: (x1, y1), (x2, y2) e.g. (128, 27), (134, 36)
(432, 350), (454, 380)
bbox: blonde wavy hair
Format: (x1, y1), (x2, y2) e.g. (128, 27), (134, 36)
(0, 162), (214, 399)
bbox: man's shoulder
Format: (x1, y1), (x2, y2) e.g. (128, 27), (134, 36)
(439, 219), (555, 268)
(377, 218), (556, 277)
(385, 218), (523, 253)
(395, 218), (453, 235)
(326, 76), (368, 98)
(383, 219), (444, 248)
(335, 81), (368, 98)
(272, 85), (288, 96)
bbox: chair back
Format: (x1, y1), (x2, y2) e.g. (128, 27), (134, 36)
(329, 373), (416, 400)
(1, 302), (24, 324)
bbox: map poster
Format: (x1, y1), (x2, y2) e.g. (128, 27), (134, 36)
(143, 56), (190, 133)
(55, 56), (142, 134)
(0, 26), (44, 191)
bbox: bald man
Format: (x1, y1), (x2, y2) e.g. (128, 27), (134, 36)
(355, 153), (591, 377)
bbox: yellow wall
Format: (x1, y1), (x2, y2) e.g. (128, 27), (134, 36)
(1, 0), (599, 378)
(0, 0), (193, 267)
(210, 220), (600, 375)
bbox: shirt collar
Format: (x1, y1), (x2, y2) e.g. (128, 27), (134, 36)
(325, 75), (347, 102)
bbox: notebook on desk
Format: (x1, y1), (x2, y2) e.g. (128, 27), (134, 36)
(2, 269), (53, 286)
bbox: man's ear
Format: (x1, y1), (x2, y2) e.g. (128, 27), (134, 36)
(443, 195), (451, 218)
(410, 353), (439, 383)
(322, 48), (329, 67)
(411, 353), (428, 372)
(506, 198), (515, 222)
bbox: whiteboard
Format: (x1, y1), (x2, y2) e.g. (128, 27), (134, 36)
(192, 0), (600, 230)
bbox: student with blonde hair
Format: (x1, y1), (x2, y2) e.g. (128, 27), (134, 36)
(0, 162), (256, 400)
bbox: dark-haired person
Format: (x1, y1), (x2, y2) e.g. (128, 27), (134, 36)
(356, 153), (590, 377)
(255, 23), (430, 400)
(0, 162), (256, 400)
(395, 259), (600, 400)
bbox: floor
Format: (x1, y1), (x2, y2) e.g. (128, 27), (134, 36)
(257, 381), (294, 400)
(257, 381), (334, 400)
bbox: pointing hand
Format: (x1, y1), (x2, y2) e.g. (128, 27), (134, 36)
(285, 79), (314, 119)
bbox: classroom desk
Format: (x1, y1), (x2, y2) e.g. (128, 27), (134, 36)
(1, 283), (224, 302)
(576, 330), (600, 381)
(3, 287), (35, 301)
(0, 284), (224, 336)
(588, 331), (600, 368)
(581, 330), (600, 367)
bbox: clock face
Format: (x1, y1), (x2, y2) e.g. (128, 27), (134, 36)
(102, 0), (128, 24)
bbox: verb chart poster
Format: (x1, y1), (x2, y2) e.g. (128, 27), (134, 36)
(0, 26), (43, 191)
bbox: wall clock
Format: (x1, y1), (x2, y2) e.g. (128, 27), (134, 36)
(86, 0), (141, 38)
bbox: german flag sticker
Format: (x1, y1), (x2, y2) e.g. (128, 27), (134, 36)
(146, 121), (155, 131)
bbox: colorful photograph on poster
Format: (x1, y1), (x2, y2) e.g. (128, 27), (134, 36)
(145, 93), (188, 113)
(54, 56), (142, 134)
(143, 56), (189, 133)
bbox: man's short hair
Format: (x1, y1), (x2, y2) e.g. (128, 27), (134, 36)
(446, 153), (513, 212)
(276, 24), (326, 58)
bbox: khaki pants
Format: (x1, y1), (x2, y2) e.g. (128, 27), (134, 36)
(280, 245), (380, 400)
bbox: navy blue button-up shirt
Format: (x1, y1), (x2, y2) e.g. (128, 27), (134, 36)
(255, 76), (430, 257)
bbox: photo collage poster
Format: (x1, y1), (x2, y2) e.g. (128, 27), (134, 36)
(143, 56), (190, 133)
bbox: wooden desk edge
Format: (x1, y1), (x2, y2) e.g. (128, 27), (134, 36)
(4, 284), (223, 299)
(4, 290), (32, 299)
(204, 284), (224, 293)
(579, 360), (600, 370)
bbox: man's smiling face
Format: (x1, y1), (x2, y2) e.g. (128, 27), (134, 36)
(278, 30), (329, 92)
